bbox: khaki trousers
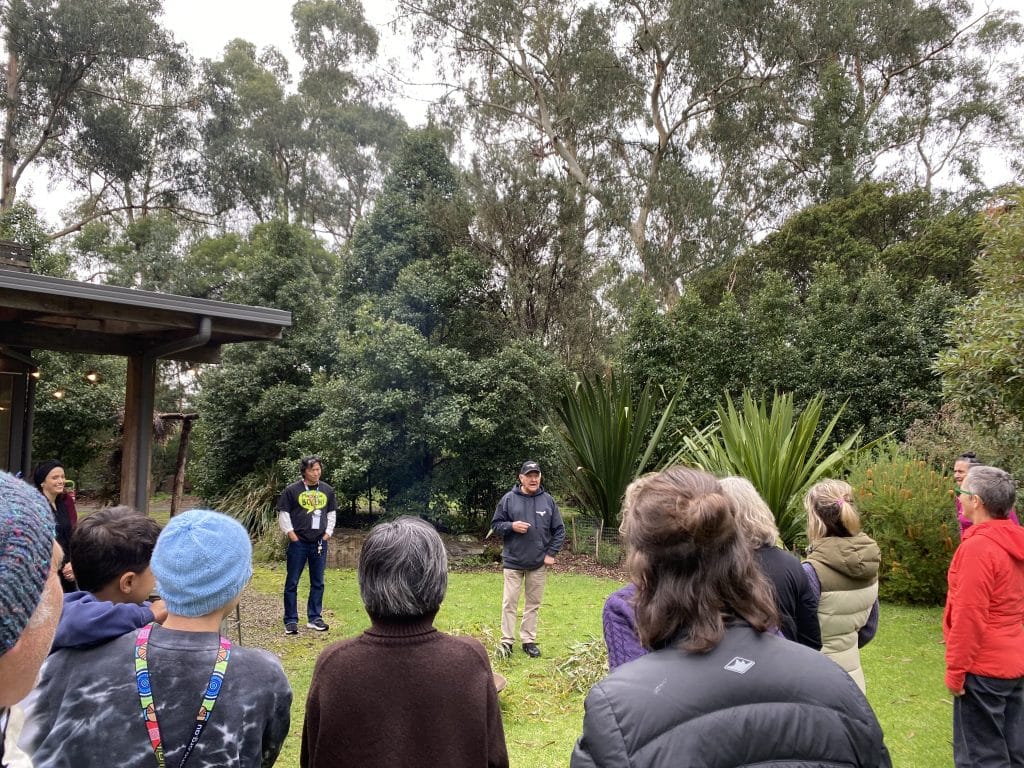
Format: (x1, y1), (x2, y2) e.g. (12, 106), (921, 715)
(501, 566), (547, 644)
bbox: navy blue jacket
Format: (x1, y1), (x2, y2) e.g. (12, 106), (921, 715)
(491, 484), (565, 570)
(51, 591), (155, 652)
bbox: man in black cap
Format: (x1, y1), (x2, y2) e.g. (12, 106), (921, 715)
(491, 461), (564, 658)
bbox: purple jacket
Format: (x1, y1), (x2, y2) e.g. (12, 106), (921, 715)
(602, 584), (644, 670)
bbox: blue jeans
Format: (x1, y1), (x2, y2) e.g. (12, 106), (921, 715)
(283, 539), (327, 626)
(953, 673), (1024, 768)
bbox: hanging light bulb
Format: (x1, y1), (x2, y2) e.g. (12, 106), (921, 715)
(30, 370), (41, 379)
(52, 388), (65, 400)
(84, 370), (101, 384)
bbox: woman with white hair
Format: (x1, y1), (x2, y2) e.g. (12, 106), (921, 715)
(719, 476), (820, 649)
(302, 517), (508, 768)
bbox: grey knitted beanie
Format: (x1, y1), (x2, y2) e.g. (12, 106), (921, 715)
(0, 471), (55, 656)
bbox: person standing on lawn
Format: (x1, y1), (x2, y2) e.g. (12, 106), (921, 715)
(572, 467), (891, 768)
(279, 456), (336, 635)
(944, 464), (1024, 768)
(301, 517), (508, 768)
(492, 461), (564, 658)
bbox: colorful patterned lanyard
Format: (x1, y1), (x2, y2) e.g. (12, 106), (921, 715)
(134, 623), (232, 768)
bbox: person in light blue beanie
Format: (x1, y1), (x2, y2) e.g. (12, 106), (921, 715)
(151, 508), (253, 617)
(22, 508), (293, 767)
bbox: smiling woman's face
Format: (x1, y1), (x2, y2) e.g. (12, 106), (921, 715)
(41, 467), (65, 499)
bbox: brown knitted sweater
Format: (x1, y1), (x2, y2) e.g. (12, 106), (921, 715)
(301, 616), (509, 768)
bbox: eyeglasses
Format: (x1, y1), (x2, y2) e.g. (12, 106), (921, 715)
(955, 487), (978, 499)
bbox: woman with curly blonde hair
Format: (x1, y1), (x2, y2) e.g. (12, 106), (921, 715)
(802, 479), (881, 692)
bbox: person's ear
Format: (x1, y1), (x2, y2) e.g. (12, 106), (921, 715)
(119, 571), (137, 595)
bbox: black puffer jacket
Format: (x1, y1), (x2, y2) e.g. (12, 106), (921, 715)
(571, 623), (892, 768)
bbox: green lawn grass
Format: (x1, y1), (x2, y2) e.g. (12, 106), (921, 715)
(862, 603), (953, 767)
(248, 567), (952, 767)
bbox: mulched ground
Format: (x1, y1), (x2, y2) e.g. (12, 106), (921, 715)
(544, 548), (628, 581)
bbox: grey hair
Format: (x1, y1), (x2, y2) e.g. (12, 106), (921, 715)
(720, 476), (779, 547)
(964, 465), (1017, 519)
(358, 516), (448, 620)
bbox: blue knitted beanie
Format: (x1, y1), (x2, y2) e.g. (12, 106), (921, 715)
(0, 471), (55, 656)
(151, 509), (253, 617)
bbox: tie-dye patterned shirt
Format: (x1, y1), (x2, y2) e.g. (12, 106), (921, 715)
(21, 624), (291, 767)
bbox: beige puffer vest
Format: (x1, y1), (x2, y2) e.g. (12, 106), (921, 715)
(805, 532), (881, 692)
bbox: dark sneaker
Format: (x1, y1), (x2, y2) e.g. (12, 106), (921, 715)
(497, 642), (513, 659)
(307, 618), (329, 632)
(522, 642), (541, 658)
(284, 623), (298, 635)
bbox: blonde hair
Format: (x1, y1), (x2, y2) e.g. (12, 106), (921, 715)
(719, 476), (778, 547)
(804, 479), (860, 543)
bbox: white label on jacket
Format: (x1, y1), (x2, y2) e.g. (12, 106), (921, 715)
(724, 657), (755, 674)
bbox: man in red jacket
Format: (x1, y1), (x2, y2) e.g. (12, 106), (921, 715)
(943, 464), (1024, 768)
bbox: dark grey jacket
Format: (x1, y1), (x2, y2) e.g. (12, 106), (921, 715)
(571, 623), (892, 768)
(491, 484), (565, 570)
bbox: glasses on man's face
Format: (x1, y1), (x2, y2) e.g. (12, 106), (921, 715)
(955, 487), (977, 499)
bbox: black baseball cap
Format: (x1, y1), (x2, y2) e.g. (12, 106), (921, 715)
(520, 461), (541, 475)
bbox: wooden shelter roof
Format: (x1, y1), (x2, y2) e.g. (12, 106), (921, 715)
(0, 269), (291, 362)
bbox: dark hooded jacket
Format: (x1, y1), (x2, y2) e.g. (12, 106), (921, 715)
(491, 484), (565, 570)
(571, 622), (892, 768)
(943, 518), (1024, 691)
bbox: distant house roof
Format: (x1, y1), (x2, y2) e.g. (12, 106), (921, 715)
(0, 270), (291, 362)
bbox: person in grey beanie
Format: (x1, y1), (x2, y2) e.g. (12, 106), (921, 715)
(22, 509), (292, 768)
(0, 471), (63, 768)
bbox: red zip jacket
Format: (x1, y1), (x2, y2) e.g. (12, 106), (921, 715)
(943, 519), (1024, 691)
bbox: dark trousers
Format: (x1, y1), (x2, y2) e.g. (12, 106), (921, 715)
(283, 538), (327, 626)
(953, 673), (1024, 768)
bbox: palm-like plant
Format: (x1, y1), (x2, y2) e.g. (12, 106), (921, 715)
(550, 374), (678, 527)
(669, 390), (862, 547)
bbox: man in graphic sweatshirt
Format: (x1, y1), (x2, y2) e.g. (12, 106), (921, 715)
(491, 461), (564, 659)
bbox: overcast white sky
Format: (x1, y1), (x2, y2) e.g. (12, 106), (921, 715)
(160, 0), (437, 124)
(18, 0), (1023, 225)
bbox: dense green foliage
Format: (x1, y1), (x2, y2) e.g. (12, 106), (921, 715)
(192, 221), (342, 498)
(292, 130), (567, 523)
(625, 265), (954, 442)
(31, 352), (125, 476)
(624, 185), (966, 441)
(549, 374), (677, 527)
(852, 445), (955, 605)
(939, 190), (1024, 420)
(671, 391), (861, 547)
(903, 403), (1024, 482)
